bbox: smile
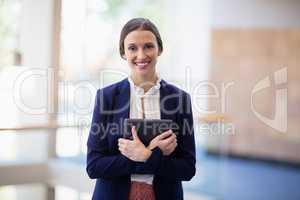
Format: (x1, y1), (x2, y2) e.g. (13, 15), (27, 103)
(134, 61), (150, 67)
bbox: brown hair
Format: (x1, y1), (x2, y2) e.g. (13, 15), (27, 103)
(119, 18), (163, 58)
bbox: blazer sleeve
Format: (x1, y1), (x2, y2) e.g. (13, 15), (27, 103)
(133, 93), (196, 181)
(86, 89), (134, 179)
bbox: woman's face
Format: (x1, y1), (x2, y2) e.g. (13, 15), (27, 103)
(123, 30), (161, 78)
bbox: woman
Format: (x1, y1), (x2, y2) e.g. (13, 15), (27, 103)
(86, 18), (196, 200)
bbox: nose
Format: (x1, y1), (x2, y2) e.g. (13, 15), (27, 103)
(137, 49), (147, 60)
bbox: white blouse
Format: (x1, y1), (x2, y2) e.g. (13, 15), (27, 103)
(128, 76), (161, 185)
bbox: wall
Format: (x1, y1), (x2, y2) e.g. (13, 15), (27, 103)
(209, 29), (300, 162)
(208, 0), (300, 163)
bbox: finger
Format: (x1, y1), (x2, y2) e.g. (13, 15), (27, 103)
(162, 134), (176, 145)
(171, 139), (178, 149)
(119, 141), (135, 153)
(119, 144), (132, 155)
(161, 139), (175, 149)
(165, 138), (176, 149)
(158, 130), (173, 140)
(148, 136), (160, 150)
(118, 138), (131, 144)
(165, 141), (177, 155)
(168, 134), (176, 141)
(118, 138), (130, 146)
(118, 142), (126, 149)
(131, 126), (141, 142)
(152, 130), (171, 141)
(119, 141), (129, 151)
(119, 146), (126, 154)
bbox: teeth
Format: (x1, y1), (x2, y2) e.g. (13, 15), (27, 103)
(136, 62), (148, 67)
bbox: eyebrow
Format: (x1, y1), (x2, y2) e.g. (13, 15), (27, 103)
(127, 42), (155, 46)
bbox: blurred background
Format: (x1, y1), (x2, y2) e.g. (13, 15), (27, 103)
(0, 0), (299, 199)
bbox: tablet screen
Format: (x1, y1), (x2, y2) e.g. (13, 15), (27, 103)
(123, 118), (179, 146)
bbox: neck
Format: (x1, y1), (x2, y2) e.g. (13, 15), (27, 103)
(130, 73), (158, 93)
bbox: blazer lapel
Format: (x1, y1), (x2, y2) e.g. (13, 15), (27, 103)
(160, 79), (173, 120)
(114, 79), (130, 125)
(114, 78), (174, 123)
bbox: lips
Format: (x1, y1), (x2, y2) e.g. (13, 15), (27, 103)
(134, 61), (151, 68)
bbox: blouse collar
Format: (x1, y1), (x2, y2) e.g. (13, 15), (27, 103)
(128, 75), (161, 95)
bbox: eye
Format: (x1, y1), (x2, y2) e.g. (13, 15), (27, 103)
(144, 43), (154, 49)
(127, 45), (136, 51)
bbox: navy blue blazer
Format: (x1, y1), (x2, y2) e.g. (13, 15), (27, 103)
(86, 78), (196, 200)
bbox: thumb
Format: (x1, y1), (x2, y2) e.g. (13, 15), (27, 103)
(131, 126), (141, 142)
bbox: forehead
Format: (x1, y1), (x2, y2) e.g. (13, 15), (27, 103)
(124, 30), (156, 44)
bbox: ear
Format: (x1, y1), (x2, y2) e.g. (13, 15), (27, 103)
(158, 50), (162, 56)
(122, 54), (127, 60)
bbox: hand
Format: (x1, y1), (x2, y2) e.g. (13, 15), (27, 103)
(147, 130), (172, 150)
(148, 130), (177, 156)
(118, 126), (152, 162)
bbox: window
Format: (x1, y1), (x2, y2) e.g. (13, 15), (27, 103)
(56, 0), (166, 157)
(0, 0), (22, 68)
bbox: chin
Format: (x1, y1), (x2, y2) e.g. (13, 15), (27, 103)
(136, 70), (150, 77)
(134, 67), (153, 75)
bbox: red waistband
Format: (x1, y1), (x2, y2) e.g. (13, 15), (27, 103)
(129, 181), (155, 200)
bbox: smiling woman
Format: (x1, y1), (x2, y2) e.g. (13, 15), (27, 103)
(119, 18), (163, 89)
(123, 30), (160, 81)
(86, 18), (196, 200)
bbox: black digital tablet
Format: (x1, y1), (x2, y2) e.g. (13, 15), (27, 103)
(123, 118), (179, 146)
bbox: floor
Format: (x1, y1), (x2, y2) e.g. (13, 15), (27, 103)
(1, 147), (299, 200)
(183, 148), (300, 200)
(64, 146), (300, 200)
